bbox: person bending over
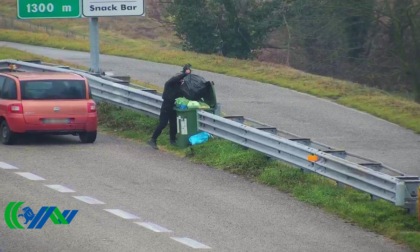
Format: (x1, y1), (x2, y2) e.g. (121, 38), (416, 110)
(148, 64), (192, 149)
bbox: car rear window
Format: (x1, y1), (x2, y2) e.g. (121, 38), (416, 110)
(21, 80), (87, 100)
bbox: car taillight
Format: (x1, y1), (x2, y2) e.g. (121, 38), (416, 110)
(8, 104), (23, 114)
(87, 102), (96, 113)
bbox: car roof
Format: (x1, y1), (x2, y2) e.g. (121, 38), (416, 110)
(0, 71), (86, 81)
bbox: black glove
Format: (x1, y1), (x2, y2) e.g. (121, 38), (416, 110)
(182, 64), (192, 74)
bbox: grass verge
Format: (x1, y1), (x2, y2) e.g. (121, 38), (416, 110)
(98, 102), (420, 252)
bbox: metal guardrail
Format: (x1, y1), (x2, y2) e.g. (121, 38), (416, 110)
(0, 59), (419, 213)
(198, 111), (420, 209)
(228, 116), (409, 177)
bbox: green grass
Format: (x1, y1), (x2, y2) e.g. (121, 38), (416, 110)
(96, 102), (420, 251)
(0, 46), (90, 70)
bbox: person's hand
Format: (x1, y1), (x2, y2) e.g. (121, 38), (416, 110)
(182, 64), (192, 74)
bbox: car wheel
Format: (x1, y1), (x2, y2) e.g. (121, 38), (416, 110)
(1, 120), (16, 145)
(79, 131), (97, 143)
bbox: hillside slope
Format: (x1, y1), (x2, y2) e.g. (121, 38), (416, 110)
(0, 0), (178, 43)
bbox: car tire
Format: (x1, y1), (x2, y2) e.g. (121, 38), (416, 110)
(79, 131), (97, 143)
(1, 120), (16, 145)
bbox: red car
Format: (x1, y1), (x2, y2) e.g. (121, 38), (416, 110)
(0, 71), (97, 144)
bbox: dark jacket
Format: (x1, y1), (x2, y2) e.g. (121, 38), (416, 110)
(161, 72), (187, 108)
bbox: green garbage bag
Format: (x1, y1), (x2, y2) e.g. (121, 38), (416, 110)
(175, 97), (190, 109)
(198, 102), (210, 109)
(187, 101), (200, 108)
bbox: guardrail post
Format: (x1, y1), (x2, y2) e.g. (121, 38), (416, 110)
(215, 103), (222, 116)
(417, 187), (420, 222)
(394, 181), (405, 207)
(396, 177), (420, 214)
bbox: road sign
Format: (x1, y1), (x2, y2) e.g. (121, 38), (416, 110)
(17, 0), (81, 19)
(82, 0), (144, 17)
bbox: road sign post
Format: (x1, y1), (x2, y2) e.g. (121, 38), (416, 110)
(89, 17), (100, 73)
(82, 0), (144, 73)
(17, 0), (81, 19)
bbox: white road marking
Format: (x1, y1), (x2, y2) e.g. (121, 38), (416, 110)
(5, 164), (212, 249)
(0, 162), (18, 169)
(134, 222), (172, 233)
(104, 209), (140, 220)
(170, 237), (211, 249)
(15, 172), (45, 181)
(45, 184), (75, 193)
(73, 196), (105, 205)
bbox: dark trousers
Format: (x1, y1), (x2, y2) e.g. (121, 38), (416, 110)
(151, 104), (177, 141)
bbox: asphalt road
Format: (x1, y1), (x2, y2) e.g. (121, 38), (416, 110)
(0, 42), (416, 251)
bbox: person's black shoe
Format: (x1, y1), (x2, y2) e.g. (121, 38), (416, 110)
(147, 139), (158, 150)
(170, 140), (177, 146)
